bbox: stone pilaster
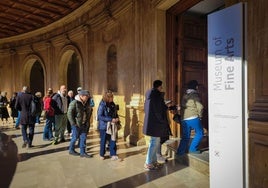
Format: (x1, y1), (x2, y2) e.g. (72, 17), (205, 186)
(126, 94), (146, 146)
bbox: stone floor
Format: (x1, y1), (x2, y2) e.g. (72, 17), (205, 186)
(0, 121), (209, 188)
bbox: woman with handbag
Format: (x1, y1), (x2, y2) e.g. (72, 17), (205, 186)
(97, 90), (120, 161)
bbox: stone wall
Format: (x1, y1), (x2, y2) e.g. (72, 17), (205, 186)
(0, 0), (169, 144)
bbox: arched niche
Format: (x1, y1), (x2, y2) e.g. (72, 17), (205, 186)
(22, 54), (45, 95)
(58, 45), (83, 92)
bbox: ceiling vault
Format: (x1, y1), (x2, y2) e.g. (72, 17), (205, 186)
(0, 0), (87, 39)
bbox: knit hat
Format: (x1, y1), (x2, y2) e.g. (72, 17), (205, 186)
(187, 80), (199, 90)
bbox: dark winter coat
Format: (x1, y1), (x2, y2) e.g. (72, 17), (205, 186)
(15, 92), (35, 125)
(35, 96), (43, 116)
(9, 96), (18, 117)
(52, 93), (67, 115)
(143, 88), (170, 137)
(0, 95), (10, 119)
(67, 95), (92, 127)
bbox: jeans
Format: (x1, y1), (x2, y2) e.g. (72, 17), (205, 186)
(15, 111), (21, 128)
(177, 117), (204, 155)
(43, 116), (55, 140)
(145, 136), (160, 165)
(69, 125), (87, 155)
(54, 114), (67, 141)
(35, 115), (41, 124)
(21, 124), (35, 146)
(99, 129), (117, 157)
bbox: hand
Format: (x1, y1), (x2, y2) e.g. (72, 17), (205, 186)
(112, 118), (119, 123)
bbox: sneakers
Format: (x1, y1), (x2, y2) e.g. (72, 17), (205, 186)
(22, 142), (27, 148)
(157, 154), (167, 164)
(111, 155), (119, 161)
(100, 156), (105, 160)
(51, 140), (59, 145)
(144, 163), (159, 171)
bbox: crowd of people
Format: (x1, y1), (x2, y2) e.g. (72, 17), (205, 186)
(0, 79), (204, 168)
(0, 85), (122, 160)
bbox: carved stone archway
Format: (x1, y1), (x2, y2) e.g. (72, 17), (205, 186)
(58, 44), (83, 90)
(22, 54), (46, 94)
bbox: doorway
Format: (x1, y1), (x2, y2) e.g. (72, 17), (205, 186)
(166, 0), (225, 147)
(30, 60), (44, 95)
(67, 53), (80, 92)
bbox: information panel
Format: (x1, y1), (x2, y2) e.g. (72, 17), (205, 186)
(208, 3), (246, 188)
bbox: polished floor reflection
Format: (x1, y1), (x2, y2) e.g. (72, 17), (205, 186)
(0, 121), (209, 188)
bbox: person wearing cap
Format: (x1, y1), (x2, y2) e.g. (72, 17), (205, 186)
(176, 80), (204, 157)
(143, 80), (170, 170)
(67, 90), (93, 158)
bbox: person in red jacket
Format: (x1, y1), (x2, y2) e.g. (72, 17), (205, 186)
(42, 88), (55, 141)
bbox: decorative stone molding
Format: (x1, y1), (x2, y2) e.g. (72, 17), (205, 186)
(9, 49), (16, 55)
(102, 19), (121, 43)
(82, 24), (90, 34)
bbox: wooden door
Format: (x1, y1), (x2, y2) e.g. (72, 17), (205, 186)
(166, 12), (208, 139)
(180, 13), (208, 133)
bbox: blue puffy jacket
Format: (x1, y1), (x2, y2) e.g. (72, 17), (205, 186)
(97, 100), (113, 130)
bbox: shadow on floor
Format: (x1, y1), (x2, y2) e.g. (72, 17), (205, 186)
(99, 159), (186, 188)
(17, 139), (146, 162)
(0, 132), (18, 188)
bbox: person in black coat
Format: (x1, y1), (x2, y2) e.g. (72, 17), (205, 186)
(15, 86), (36, 148)
(9, 92), (18, 124)
(0, 91), (10, 124)
(143, 80), (170, 170)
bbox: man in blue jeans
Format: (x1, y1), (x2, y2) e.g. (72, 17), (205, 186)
(176, 80), (204, 157)
(67, 90), (93, 158)
(143, 80), (170, 170)
(15, 86), (36, 148)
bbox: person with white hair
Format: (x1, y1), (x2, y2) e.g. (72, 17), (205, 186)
(15, 86), (36, 148)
